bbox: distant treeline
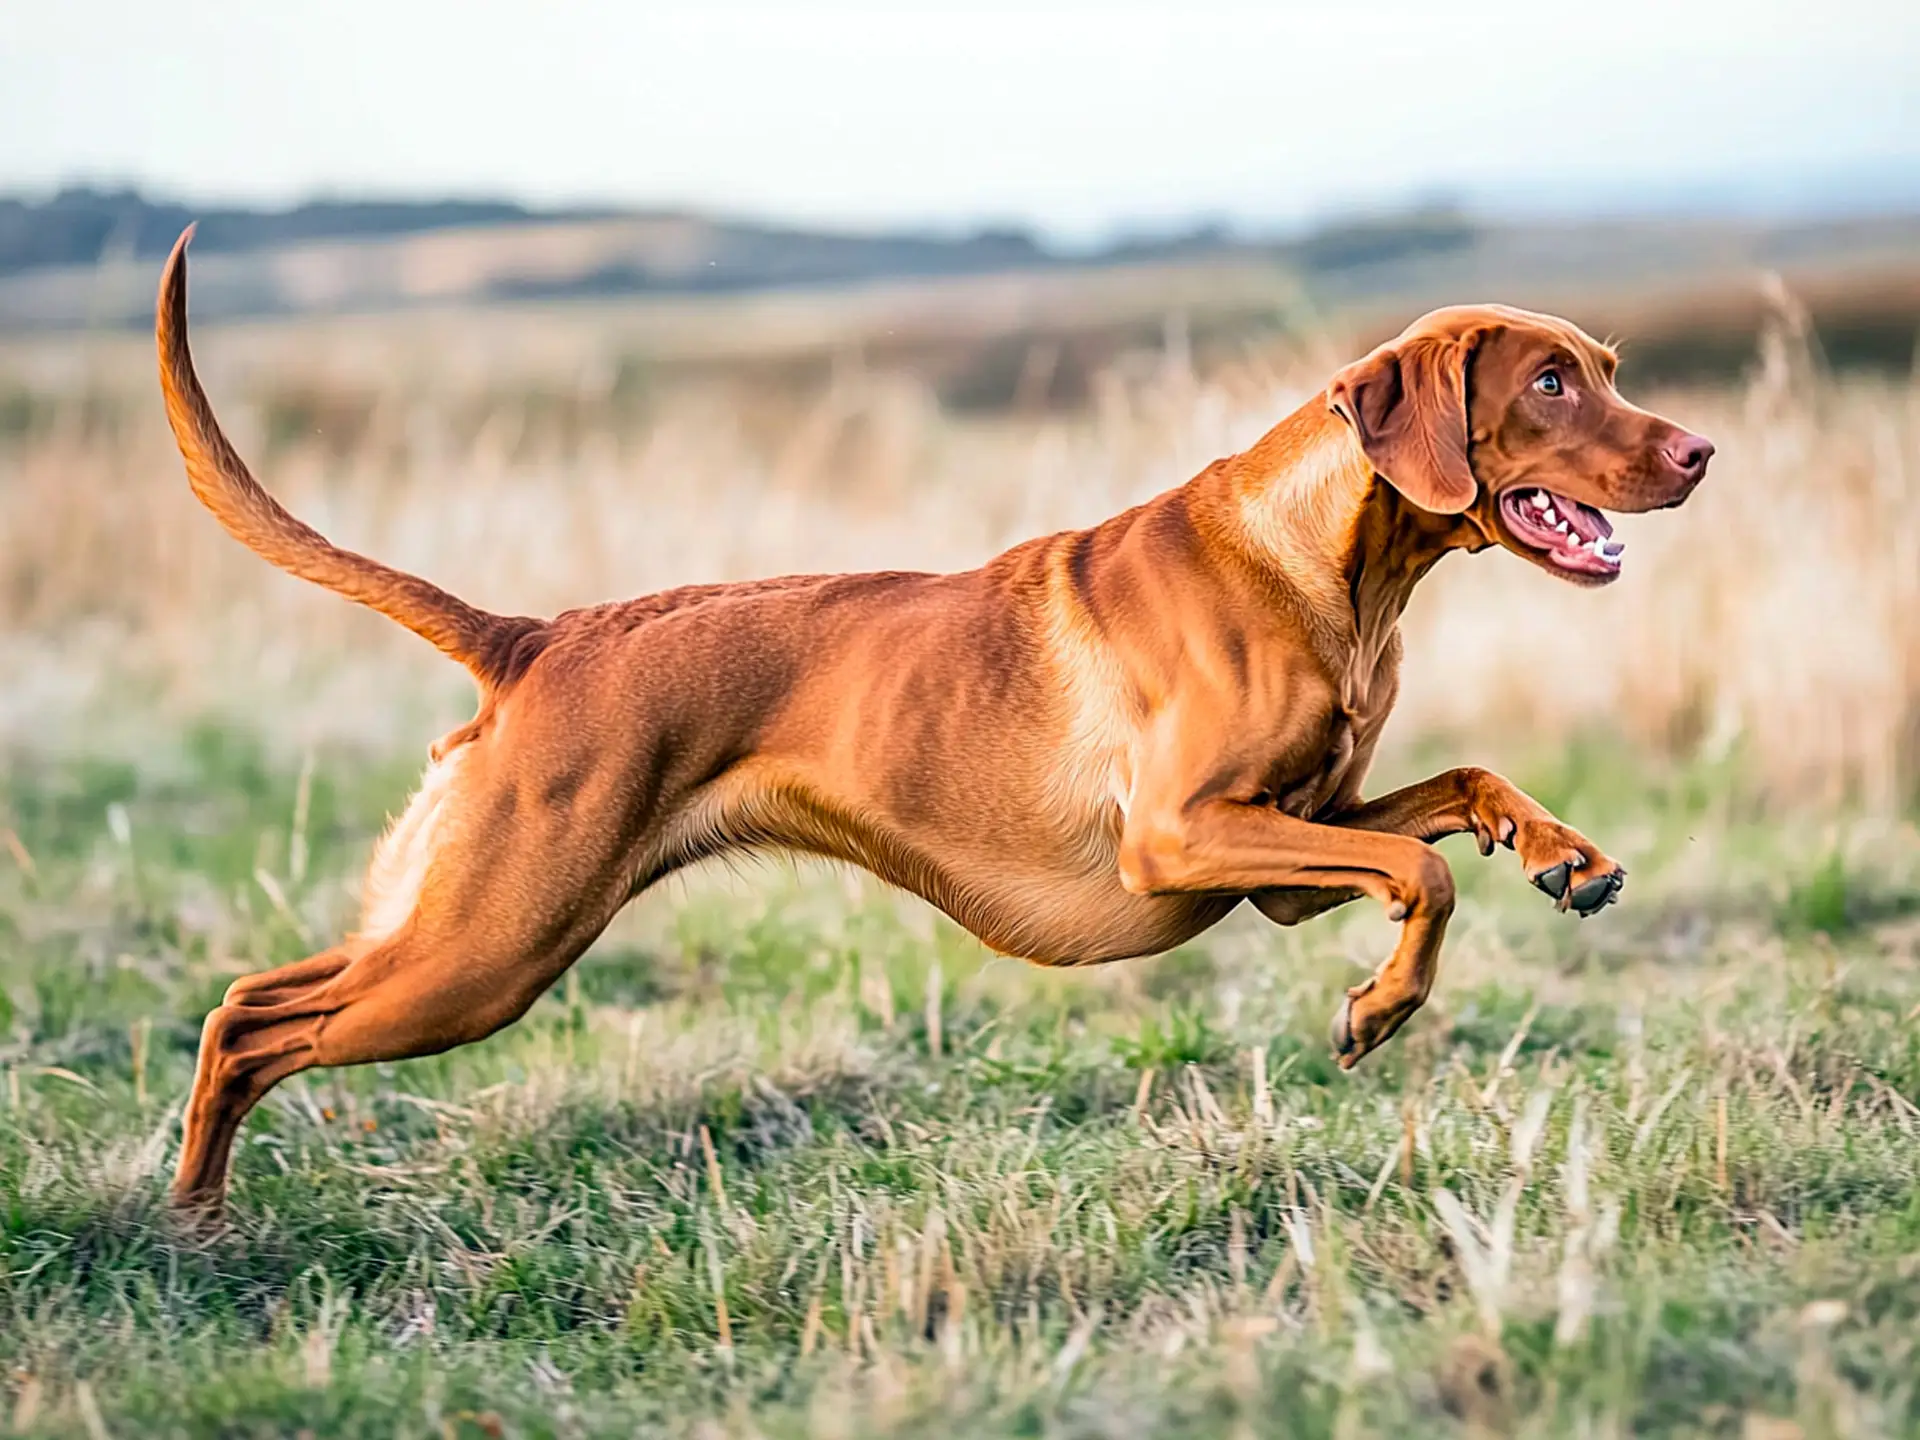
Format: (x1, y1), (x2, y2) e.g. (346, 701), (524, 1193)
(0, 186), (1483, 290)
(0, 187), (1088, 283)
(0, 187), (624, 277)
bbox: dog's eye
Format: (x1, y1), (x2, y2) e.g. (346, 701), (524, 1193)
(1534, 370), (1565, 398)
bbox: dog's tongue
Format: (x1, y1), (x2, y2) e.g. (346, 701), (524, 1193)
(1554, 494), (1613, 543)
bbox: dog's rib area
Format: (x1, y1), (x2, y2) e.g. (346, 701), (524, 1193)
(1034, 530), (1138, 874)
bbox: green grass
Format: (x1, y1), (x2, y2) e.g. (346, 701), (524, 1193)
(3, 731), (1919, 1438)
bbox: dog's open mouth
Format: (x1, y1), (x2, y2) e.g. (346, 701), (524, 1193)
(1499, 488), (1624, 578)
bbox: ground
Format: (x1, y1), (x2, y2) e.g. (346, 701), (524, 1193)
(2, 729), (1917, 1439)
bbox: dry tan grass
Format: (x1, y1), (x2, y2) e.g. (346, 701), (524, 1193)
(2, 282), (1914, 805)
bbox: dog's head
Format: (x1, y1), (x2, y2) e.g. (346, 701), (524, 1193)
(1326, 304), (1712, 585)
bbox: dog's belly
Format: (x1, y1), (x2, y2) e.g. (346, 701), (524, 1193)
(917, 866), (1241, 967)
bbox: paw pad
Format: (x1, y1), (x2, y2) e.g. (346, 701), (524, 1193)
(1531, 861), (1571, 900)
(1570, 869), (1626, 917)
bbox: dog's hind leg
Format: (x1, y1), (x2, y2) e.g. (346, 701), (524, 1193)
(173, 988), (334, 1211)
(169, 942), (359, 1203)
(171, 759), (652, 1213)
(171, 907), (624, 1211)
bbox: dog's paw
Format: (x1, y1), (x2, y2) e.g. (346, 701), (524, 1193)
(1330, 978), (1423, 1069)
(1531, 860), (1625, 916)
(1520, 825), (1625, 917)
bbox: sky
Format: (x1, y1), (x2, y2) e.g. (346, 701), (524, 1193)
(3, 0), (1917, 241)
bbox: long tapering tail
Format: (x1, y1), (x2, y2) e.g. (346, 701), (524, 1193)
(155, 225), (542, 688)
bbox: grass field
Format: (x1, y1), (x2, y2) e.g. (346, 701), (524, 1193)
(3, 270), (1920, 1436)
(3, 731), (1918, 1438)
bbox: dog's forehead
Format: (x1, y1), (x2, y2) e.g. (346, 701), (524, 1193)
(1398, 304), (1604, 358)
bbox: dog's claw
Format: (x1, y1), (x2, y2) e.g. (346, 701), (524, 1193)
(1331, 994), (1359, 1068)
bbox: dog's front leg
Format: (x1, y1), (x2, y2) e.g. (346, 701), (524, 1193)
(1117, 775), (1455, 1067)
(1329, 767), (1624, 917)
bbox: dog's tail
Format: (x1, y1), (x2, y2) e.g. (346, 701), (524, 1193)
(155, 225), (542, 689)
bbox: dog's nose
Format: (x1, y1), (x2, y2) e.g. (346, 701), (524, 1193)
(1663, 434), (1714, 484)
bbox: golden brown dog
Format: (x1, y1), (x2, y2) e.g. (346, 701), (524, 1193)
(155, 227), (1711, 1211)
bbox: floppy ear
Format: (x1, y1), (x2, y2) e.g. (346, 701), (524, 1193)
(1326, 336), (1478, 514)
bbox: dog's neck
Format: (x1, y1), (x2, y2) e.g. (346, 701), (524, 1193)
(1201, 395), (1483, 696)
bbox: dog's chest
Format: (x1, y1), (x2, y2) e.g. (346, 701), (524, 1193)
(1272, 631), (1400, 818)
(1270, 703), (1361, 817)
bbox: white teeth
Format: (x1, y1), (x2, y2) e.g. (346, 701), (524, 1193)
(1584, 536), (1625, 566)
(1515, 491), (1624, 568)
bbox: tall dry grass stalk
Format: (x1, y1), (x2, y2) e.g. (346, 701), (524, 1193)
(1, 287), (1914, 805)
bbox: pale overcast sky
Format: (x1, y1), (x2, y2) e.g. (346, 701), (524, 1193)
(3, 0), (1916, 238)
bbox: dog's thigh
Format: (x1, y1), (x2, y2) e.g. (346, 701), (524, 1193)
(1250, 885), (1364, 927)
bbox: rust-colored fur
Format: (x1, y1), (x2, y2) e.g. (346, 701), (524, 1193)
(155, 227), (1711, 1211)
